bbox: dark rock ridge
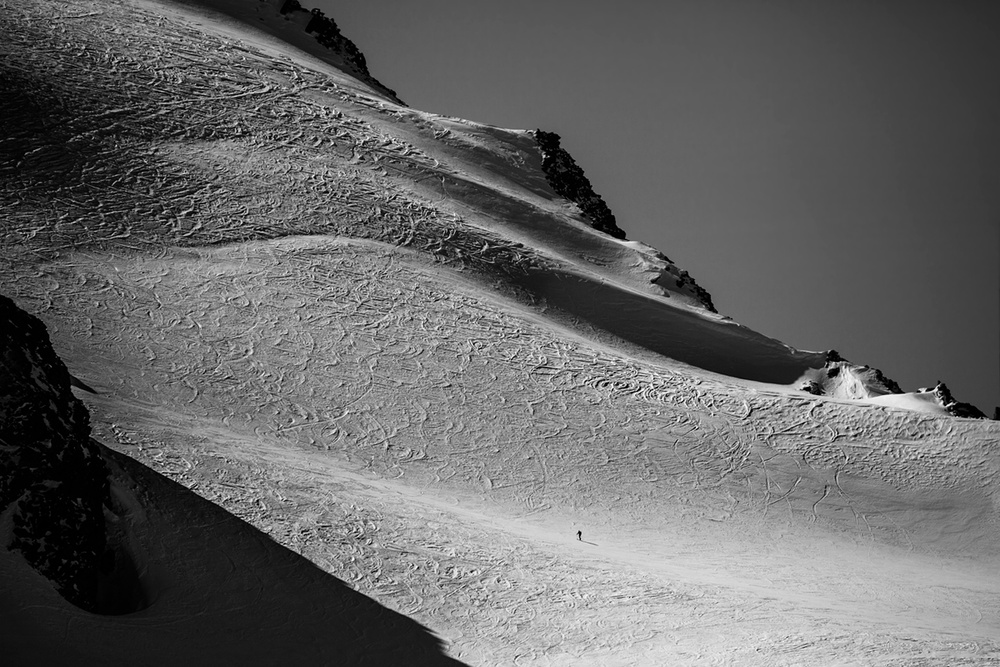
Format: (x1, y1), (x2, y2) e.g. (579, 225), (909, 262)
(919, 382), (988, 420)
(267, 0), (404, 105)
(533, 129), (628, 240)
(533, 130), (717, 312)
(0, 295), (110, 611)
(672, 267), (717, 313)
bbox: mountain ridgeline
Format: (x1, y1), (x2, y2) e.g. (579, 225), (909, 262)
(261, 1), (719, 315)
(3, 2), (1000, 664)
(263, 0), (403, 104)
(1, 0), (988, 417)
(84, 1), (1000, 415)
(532, 129), (628, 241)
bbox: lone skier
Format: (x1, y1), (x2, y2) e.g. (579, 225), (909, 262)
(576, 530), (582, 541)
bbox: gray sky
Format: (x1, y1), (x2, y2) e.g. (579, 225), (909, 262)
(316, 0), (999, 413)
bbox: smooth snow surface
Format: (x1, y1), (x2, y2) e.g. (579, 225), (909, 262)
(864, 392), (952, 416)
(2, 1), (1000, 665)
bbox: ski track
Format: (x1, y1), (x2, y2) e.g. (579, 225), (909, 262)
(6, 236), (1000, 665)
(3, 1), (1000, 665)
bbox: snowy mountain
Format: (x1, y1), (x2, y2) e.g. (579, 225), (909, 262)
(2, 1), (999, 665)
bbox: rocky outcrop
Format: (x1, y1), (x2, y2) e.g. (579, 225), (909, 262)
(796, 350), (904, 399)
(533, 129), (627, 240)
(824, 349), (903, 393)
(797, 351), (987, 418)
(918, 382), (987, 420)
(672, 268), (717, 313)
(532, 130), (717, 311)
(0, 295), (110, 611)
(270, 0), (404, 105)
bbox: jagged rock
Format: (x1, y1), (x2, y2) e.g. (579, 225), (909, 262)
(533, 129), (627, 240)
(799, 380), (825, 396)
(673, 268), (717, 313)
(530, 130), (717, 312)
(0, 294), (110, 611)
(920, 382), (987, 420)
(266, 0), (403, 104)
(797, 352), (903, 400)
(871, 367), (903, 395)
(826, 352), (901, 394)
(833, 359), (902, 395)
(808, 351), (986, 417)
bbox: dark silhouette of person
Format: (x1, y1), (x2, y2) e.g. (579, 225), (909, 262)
(576, 530), (582, 541)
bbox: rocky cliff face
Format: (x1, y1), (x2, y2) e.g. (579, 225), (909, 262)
(533, 129), (628, 240)
(533, 130), (718, 312)
(0, 295), (110, 611)
(268, 0), (403, 104)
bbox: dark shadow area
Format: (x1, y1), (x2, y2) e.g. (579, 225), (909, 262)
(5, 445), (467, 666)
(522, 269), (827, 384)
(93, 470), (151, 615)
(93, 539), (147, 615)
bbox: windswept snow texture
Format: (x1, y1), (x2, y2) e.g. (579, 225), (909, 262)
(2, 1), (1000, 665)
(226, 0), (404, 104)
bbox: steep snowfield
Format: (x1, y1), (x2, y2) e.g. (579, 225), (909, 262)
(3, 0), (1000, 665)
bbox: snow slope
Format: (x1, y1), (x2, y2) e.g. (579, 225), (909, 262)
(2, 0), (1000, 665)
(1, 442), (461, 665)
